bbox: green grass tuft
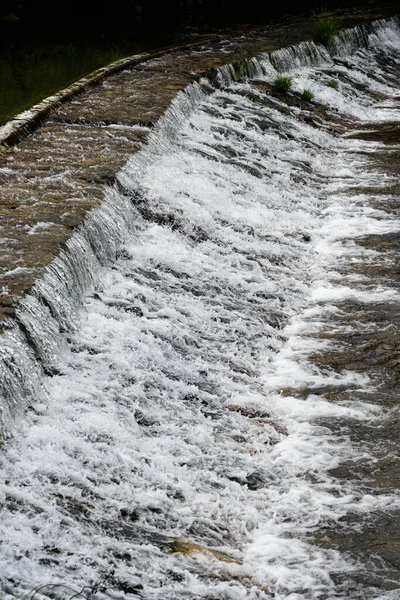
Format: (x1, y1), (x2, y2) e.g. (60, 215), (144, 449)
(273, 75), (292, 94)
(313, 16), (338, 46)
(301, 88), (314, 102)
(327, 79), (339, 90)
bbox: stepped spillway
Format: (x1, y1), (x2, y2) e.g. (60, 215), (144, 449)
(1, 14), (400, 600)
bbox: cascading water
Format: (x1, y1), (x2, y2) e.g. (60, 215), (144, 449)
(0, 16), (399, 600)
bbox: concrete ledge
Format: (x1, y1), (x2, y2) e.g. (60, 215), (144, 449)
(0, 41), (213, 147)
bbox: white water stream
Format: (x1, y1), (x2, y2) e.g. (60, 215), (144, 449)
(1, 17), (400, 600)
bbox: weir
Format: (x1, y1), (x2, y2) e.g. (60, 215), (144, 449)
(0, 9), (400, 600)
(0, 8), (396, 434)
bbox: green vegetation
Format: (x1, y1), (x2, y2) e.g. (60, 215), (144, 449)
(313, 16), (338, 46)
(327, 79), (339, 89)
(273, 75), (292, 94)
(301, 88), (314, 102)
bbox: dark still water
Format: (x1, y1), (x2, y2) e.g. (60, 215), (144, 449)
(0, 37), (178, 126)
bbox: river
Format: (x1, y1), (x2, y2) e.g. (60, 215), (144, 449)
(0, 16), (399, 600)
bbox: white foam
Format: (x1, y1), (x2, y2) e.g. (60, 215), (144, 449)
(1, 21), (400, 599)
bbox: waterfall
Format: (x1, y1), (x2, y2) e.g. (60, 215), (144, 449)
(0, 15), (399, 600)
(1, 16), (398, 435)
(270, 40), (331, 71)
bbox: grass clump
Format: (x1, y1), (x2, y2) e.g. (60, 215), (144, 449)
(273, 75), (292, 94)
(327, 79), (339, 90)
(313, 16), (338, 46)
(301, 88), (314, 102)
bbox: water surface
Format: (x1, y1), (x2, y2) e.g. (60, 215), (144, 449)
(0, 17), (400, 600)
(0, 36), (178, 125)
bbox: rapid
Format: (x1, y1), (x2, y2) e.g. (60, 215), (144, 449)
(1, 16), (400, 600)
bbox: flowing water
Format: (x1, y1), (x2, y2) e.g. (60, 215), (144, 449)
(0, 17), (400, 600)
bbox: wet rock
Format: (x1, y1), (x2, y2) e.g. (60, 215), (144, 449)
(227, 470), (267, 490)
(134, 409), (157, 426)
(116, 581), (144, 595)
(54, 494), (95, 521)
(227, 404), (270, 419)
(188, 518), (230, 545)
(168, 538), (242, 565)
(245, 471), (266, 490)
(120, 507), (140, 521)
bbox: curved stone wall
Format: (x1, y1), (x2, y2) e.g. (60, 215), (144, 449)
(0, 7), (398, 433)
(0, 6), (397, 329)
